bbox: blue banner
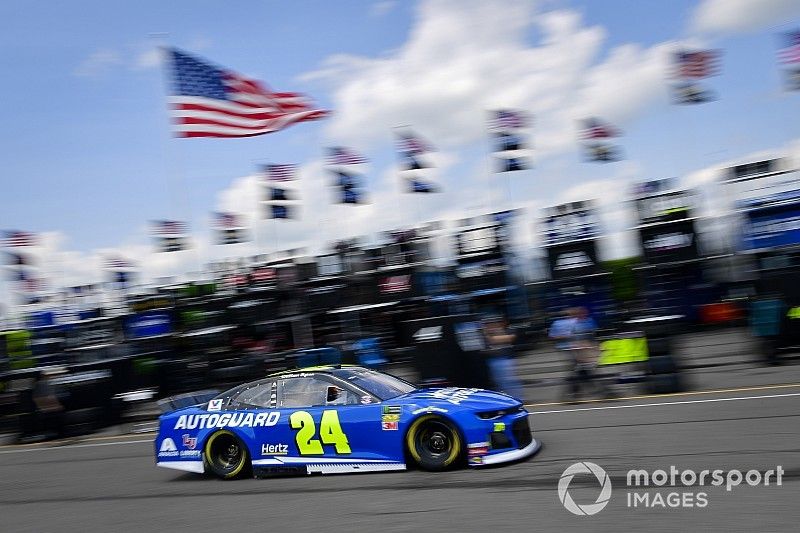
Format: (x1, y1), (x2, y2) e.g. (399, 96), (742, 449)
(742, 208), (800, 251)
(124, 311), (172, 339)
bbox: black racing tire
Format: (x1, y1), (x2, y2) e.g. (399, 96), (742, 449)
(405, 415), (464, 471)
(203, 430), (251, 480)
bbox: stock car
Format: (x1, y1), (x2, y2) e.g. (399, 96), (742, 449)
(154, 365), (541, 478)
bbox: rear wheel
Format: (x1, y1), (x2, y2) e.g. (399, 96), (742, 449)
(405, 415), (463, 471)
(204, 430), (250, 479)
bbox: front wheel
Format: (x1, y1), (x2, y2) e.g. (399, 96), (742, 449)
(405, 415), (463, 471)
(204, 430), (250, 479)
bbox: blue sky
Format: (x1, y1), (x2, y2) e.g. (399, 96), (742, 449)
(1, 0), (800, 304)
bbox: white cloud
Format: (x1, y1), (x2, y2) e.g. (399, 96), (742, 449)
(73, 49), (122, 78)
(304, 0), (671, 160)
(689, 0), (800, 36)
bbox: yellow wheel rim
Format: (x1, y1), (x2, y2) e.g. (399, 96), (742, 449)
(205, 430), (247, 479)
(406, 415), (461, 467)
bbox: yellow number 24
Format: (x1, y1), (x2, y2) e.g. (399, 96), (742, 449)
(289, 410), (351, 455)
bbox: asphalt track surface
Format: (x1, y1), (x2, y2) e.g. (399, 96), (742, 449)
(1, 384), (799, 532)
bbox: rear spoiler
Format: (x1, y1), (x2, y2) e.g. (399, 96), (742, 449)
(157, 389), (220, 414)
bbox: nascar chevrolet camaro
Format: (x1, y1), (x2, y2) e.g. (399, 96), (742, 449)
(154, 366), (541, 478)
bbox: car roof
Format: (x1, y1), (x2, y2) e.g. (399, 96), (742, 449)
(266, 364), (367, 378)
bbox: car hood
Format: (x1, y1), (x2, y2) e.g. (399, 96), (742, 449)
(393, 387), (522, 411)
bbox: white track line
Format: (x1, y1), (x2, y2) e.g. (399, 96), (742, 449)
(530, 392), (800, 415)
(0, 439), (152, 455)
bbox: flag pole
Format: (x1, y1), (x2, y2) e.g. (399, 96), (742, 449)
(254, 164), (267, 259)
(484, 111), (497, 218)
(151, 34), (202, 281)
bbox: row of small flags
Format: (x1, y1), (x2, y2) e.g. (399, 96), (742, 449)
(778, 30), (800, 91)
(490, 109), (530, 172)
(2, 232), (42, 300)
(262, 164), (299, 219)
(395, 129), (439, 192)
(669, 35), (800, 102)
(1, 233), (136, 297)
(326, 146), (369, 204)
(166, 36), (800, 143)
(580, 117), (621, 163)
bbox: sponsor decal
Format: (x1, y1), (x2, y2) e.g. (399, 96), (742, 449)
(430, 387), (481, 405)
(360, 395), (374, 405)
(261, 443), (289, 456)
(467, 442), (489, 465)
(158, 435), (200, 459)
(174, 411), (280, 430)
(207, 399), (223, 411)
(381, 411), (401, 431)
(180, 449), (201, 458)
(182, 434), (197, 450)
(158, 438), (178, 457)
(493, 422), (506, 432)
(411, 406), (449, 415)
(276, 372), (314, 379)
(468, 442), (490, 456)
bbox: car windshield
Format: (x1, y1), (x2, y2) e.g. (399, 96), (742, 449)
(334, 368), (416, 401)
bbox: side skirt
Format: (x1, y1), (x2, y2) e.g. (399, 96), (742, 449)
(156, 460), (205, 474)
(252, 457), (407, 476)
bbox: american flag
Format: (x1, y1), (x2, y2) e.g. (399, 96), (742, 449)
(214, 212), (241, 229)
(21, 277), (41, 293)
(396, 130), (432, 155)
(106, 256), (132, 270)
(778, 30), (800, 64)
(4, 252), (27, 266)
(269, 204), (292, 219)
(263, 164), (297, 181)
(491, 109), (527, 130)
(407, 177), (437, 193)
(675, 50), (721, 79)
(580, 118), (618, 139)
(2, 230), (36, 247)
(268, 187), (291, 202)
(498, 156), (528, 172)
(168, 48), (329, 138)
(327, 146), (367, 165)
(153, 220), (187, 235)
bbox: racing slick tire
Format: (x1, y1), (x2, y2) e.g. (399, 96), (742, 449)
(405, 415), (464, 471)
(203, 430), (251, 480)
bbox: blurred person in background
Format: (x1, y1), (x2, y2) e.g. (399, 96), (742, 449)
(482, 313), (524, 401)
(549, 306), (607, 402)
(31, 368), (66, 441)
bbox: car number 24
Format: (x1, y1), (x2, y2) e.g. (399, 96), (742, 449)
(290, 410), (351, 455)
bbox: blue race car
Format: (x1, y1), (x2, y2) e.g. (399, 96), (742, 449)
(154, 365), (541, 478)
